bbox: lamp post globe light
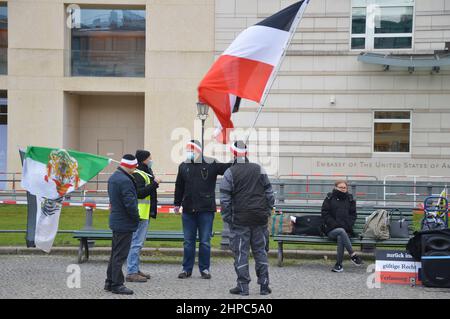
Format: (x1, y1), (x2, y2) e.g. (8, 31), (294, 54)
(196, 102), (209, 160)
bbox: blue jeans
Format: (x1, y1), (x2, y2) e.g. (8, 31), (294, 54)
(126, 219), (150, 275)
(182, 212), (215, 273)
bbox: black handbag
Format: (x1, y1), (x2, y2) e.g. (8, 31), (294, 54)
(389, 209), (410, 238)
(293, 215), (324, 236)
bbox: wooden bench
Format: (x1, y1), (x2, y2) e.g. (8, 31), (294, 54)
(272, 207), (415, 266)
(73, 230), (207, 263)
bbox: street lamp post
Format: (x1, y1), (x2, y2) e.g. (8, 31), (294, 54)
(197, 102), (229, 250)
(196, 102), (209, 160)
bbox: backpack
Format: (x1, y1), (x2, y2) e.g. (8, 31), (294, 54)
(361, 209), (390, 240)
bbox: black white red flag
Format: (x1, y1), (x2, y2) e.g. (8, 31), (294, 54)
(198, 1), (310, 143)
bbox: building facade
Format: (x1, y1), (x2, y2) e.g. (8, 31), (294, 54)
(220, 0), (450, 179)
(0, 0), (449, 184)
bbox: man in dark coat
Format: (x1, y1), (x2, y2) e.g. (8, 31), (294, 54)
(174, 140), (231, 279)
(220, 141), (274, 296)
(126, 150), (161, 282)
(105, 154), (140, 295)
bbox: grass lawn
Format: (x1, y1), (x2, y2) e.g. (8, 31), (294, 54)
(0, 204), (425, 250)
(0, 204), (225, 248)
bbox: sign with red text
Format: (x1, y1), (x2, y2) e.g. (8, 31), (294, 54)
(375, 250), (422, 285)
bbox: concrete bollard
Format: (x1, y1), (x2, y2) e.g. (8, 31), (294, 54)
(84, 206), (95, 248)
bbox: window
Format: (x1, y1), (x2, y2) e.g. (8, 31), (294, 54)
(351, 0), (414, 50)
(70, 7), (145, 77)
(0, 3), (7, 75)
(373, 111), (411, 153)
(0, 91), (7, 190)
(0, 97), (5, 124)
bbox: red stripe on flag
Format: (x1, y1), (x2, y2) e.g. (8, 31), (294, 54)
(199, 55), (274, 103)
(198, 55), (274, 143)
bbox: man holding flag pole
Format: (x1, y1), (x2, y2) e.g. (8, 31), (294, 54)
(195, 0), (311, 295)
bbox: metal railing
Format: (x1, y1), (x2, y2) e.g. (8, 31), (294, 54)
(2, 175), (450, 249)
(383, 175), (450, 206)
(2, 175), (450, 206)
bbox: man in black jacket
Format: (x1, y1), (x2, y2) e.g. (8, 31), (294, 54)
(174, 140), (231, 279)
(220, 141), (275, 296)
(105, 154), (140, 295)
(126, 150), (161, 283)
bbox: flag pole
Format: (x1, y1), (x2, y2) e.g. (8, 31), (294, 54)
(245, 0), (310, 144)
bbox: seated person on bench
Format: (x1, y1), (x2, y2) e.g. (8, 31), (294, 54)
(321, 180), (363, 273)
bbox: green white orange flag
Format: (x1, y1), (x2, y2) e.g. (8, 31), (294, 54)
(22, 146), (110, 200)
(21, 146), (110, 252)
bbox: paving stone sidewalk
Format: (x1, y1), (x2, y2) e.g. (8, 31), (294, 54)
(1, 255), (449, 299)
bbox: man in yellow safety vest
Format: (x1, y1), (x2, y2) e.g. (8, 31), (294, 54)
(126, 150), (161, 282)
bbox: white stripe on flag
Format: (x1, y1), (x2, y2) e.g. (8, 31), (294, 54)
(22, 160), (60, 199)
(223, 25), (290, 66)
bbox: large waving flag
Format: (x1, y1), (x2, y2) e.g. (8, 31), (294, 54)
(21, 146), (110, 252)
(198, 0), (310, 143)
(22, 146), (110, 199)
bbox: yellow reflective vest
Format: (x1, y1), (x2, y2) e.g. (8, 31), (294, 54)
(136, 170), (151, 220)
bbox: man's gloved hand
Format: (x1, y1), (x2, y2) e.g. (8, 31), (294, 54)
(174, 206), (181, 215)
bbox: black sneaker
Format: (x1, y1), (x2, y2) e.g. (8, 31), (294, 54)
(229, 286), (249, 296)
(260, 285), (272, 295)
(178, 271), (192, 279)
(111, 285), (134, 295)
(351, 254), (363, 266)
(332, 263), (344, 273)
(200, 270), (211, 279)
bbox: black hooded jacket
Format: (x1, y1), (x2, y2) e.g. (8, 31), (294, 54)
(321, 189), (357, 235)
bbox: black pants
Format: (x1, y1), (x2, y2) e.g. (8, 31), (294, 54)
(230, 224), (270, 287)
(106, 231), (133, 288)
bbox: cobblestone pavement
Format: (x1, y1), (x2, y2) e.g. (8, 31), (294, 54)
(0, 255), (449, 299)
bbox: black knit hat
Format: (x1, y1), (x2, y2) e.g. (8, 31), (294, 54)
(135, 150), (151, 163)
(122, 154), (136, 161)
